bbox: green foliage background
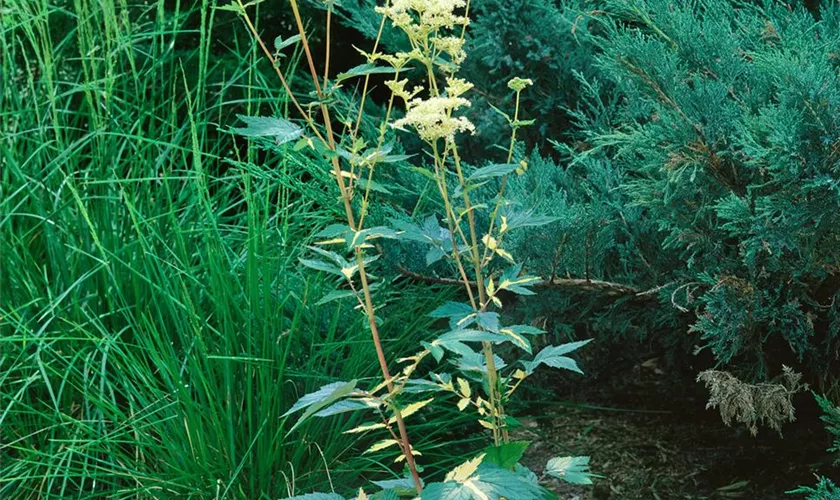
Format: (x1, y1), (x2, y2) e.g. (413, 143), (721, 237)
(563, 0), (840, 383)
(3, 0), (840, 497)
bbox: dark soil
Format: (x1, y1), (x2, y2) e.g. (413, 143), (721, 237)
(517, 358), (835, 499)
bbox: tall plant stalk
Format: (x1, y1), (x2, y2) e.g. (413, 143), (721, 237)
(235, 0), (423, 490)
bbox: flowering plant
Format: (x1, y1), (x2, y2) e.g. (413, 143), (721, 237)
(226, 0), (594, 496)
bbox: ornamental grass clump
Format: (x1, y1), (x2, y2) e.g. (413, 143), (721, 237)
(226, 0), (594, 496)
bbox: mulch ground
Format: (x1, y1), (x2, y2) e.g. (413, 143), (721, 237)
(516, 358), (833, 499)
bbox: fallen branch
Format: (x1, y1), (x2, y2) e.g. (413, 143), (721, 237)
(397, 266), (664, 301)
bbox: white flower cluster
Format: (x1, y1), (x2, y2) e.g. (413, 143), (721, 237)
(375, 0), (469, 67)
(386, 79), (424, 102)
(392, 78), (475, 142)
(431, 36), (466, 65)
(376, 0), (469, 34)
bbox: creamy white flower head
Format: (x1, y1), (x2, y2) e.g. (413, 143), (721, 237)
(374, 4), (413, 29)
(376, 0), (469, 36)
(379, 49), (423, 69)
(445, 77), (473, 98)
(392, 95), (475, 142)
(386, 78), (424, 103)
(507, 77), (534, 92)
(431, 36), (466, 65)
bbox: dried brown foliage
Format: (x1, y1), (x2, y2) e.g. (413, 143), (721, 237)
(697, 366), (806, 436)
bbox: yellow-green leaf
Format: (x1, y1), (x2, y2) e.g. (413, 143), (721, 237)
(344, 422), (387, 434)
(397, 398), (434, 421)
(496, 247), (515, 263)
(457, 378), (471, 398)
(478, 419), (496, 430)
(315, 237), (345, 246)
(445, 453), (485, 483)
(340, 265), (358, 280)
(482, 234), (498, 250)
(365, 439), (400, 454)
(457, 397), (470, 411)
(394, 449), (422, 463)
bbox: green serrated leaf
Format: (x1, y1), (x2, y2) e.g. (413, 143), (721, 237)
(475, 311), (500, 332)
(504, 415), (523, 429)
(368, 490), (399, 500)
(488, 102), (511, 121)
(365, 439), (401, 454)
(538, 355), (580, 372)
(438, 340), (477, 359)
(336, 63), (398, 82)
(286, 493), (345, 500)
(299, 258), (343, 277)
(390, 220), (426, 243)
(308, 246), (352, 267)
(233, 115), (303, 145)
(316, 289), (356, 306)
(371, 477), (421, 496)
(482, 441), (531, 469)
(293, 137), (311, 151)
(422, 341), (445, 362)
(502, 329), (532, 354)
(455, 180), (490, 198)
(468, 163), (518, 181)
(429, 302), (474, 322)
(402, 379), (446, 394)
(498, 264), (542, 295)
(523, 340), (592, 375)
(409, 166), (437, 181)
(438, 329), (508, 344)
(357, 143), (416, 166)
(283, 381), (356, 417)
(380, 154), (414, 163)
(215, 2), (244, 13)
(511, 119), (536, 128)
(501, 208), (558, 231)
(503, 325), (546, 335)
(539, 340), (592, 357)
(422, 463), (549, 499)
(314, 224), (350, 239)
(314, 398), (379, 417)
(425, 246), (446, 266)
(545, 456), (595, 485)
(275, 34), (302, 51)
(284, 381), (358, 435)
(457, 350), (506, 374)
(357, 177), (393, 194)
(347, 226), (400, 249)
